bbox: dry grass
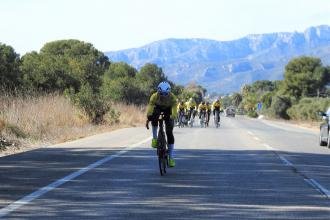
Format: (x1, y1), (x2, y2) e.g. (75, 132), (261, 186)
(0, 118), (4, 132)
(0, 93), (146, 155)
(0, 94), (90, 145)
(112, 102), (146, 126)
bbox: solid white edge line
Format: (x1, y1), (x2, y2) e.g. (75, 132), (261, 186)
(262, 143), (292, 166)
(0, 137), (152, 218)
(247, 131), (254, 135)
(305, 179), (330, 199)
(278, 155), (293, 166)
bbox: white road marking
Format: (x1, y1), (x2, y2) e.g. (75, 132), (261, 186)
(263, 143), (293, 166)
(305, 179), (330, 199)
(0, 137), (152, 218)
(278, 155), (293, 166)
(263, 143), (330, 199)
(245, 121), (329, 199)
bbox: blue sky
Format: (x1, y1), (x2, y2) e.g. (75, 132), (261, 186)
(1, 0), (330, 55)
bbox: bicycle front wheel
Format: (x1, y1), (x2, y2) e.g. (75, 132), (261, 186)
(158, 148), (167, 176)
(157, 130), (167, 176)
(158, 156), (165, 176)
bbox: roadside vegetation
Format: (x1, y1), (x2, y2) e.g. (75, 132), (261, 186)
(0, 40), (204, 152)
(222, 56), (330, 121)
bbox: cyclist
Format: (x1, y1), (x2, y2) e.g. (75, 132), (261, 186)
(212, 98), (221, 124)
(177, 101), (187, 125)
(198, 101), (208, 119)
(206, 101), (211, 125)
(147, 81), (177, 167)
(186, 97), (197, 121)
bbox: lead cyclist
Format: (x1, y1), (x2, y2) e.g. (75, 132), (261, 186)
(146, 82), (177, 167)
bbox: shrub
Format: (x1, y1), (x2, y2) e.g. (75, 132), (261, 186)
(287, 97), (330, 121)
(270, 95), (291, 119)
(247, 110), (258, 118)
(69, 84), (111, 124)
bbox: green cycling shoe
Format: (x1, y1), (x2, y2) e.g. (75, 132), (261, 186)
(151, 138), (157, 148)
(169, 158), (175, 167)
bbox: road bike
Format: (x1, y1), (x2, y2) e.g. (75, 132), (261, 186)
(200, 110), (206, 128)
(188, 108), (195, 127)
(146, 113), (168, 176)
(178, 110), (186, 128)
(205, 111), (210, 127)
(214, 109), (220, 128)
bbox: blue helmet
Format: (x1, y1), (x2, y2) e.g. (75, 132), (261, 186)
(157, 81), (171, 96)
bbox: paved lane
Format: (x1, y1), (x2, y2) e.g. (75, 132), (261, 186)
(230, 116), (330, 195)
(0, 116), (329, 219)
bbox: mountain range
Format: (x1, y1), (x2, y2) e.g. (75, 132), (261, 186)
(105, 25), (330, 93)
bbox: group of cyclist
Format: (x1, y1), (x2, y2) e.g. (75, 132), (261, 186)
(176, 98), (222, 126)
(146, 81), (222, 168)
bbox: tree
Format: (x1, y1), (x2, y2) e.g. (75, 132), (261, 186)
(184, 81), (207, 103)
(21, 39), (110, 92)
(231, 93), (242, 107)
(137, 63), (167, 95)
(103, 62), (136, 79)
(0, 43), (21, 90)
(282, 56), (329, 99)
(249, 80), (275, 93)
(101, 62), (145, 104)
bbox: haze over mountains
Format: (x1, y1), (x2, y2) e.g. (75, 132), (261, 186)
(106, 25), (330, 93)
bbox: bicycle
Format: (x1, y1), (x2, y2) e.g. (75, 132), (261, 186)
(146, 113), (168, 176)
(187, 108), (195, 127)
(200, 110), (206, 128)
(178, 110), (186, 128)
(214, 109), (220, 128)
(206, 111), (210, 127)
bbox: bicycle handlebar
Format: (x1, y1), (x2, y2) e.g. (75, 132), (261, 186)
(146, 112), (167, 130)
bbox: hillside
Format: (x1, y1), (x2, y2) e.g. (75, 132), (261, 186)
(106, 25), (330, 93)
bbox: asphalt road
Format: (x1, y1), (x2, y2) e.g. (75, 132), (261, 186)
(0, 116), (329, 219)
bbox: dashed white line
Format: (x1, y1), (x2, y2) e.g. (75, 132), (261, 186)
(0, 137), (152, 218)
(253, 137), (260, 141)
(262, 143), (330, 199)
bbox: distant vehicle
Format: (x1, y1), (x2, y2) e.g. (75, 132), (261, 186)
(319, 107), (330, 148)
(225, 106), (236, 117)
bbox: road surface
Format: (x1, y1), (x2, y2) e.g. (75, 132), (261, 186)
(0, 116), (329, 219)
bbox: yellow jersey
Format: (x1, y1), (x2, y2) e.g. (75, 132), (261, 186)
(186, 100), (197, 109)
(177, 103), (187, 111)
(198, 103), (208, 111)
(147, 92), (177, 118)
(212, 101), (221, 110)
